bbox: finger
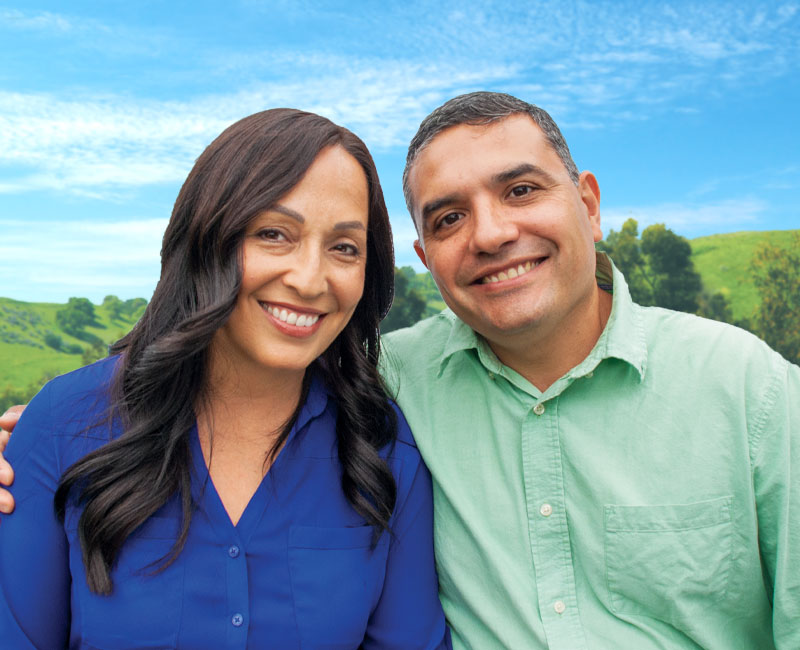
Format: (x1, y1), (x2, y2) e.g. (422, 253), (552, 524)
(0, 427), (8, 453)
(0, 451), (13, 488)
(0, 485), (15, 514)
(0, 405), (25, 434)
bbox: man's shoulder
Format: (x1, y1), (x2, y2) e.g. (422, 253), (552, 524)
(635, 303), (788, 376)
(383, 310), (458, 348)
(380, 311), (461, 390)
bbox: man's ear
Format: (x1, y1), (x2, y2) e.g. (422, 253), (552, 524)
(579, 171), (602, 242)
(413, 240), (429, 269)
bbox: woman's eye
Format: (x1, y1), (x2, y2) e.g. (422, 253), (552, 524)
(332, 243), (360, 256)
(255, 228), (286, 241)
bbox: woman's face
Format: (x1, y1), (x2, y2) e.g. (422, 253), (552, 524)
(212, 145), (369, 382)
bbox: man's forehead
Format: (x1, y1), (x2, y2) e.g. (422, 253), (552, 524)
(409, 116), (557, 209)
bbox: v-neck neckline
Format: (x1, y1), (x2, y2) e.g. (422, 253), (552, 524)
(188, 373), (332, 543)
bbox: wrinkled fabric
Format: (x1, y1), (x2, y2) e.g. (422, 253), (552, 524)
(383, 254), (799, 650)
(0, 358), (451, 650)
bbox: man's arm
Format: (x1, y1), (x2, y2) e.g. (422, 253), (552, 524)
(0, 406), (24, 514)
(753, 359), (800, 649)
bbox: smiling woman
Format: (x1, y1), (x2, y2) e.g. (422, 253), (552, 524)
(0, 109), (451, 649)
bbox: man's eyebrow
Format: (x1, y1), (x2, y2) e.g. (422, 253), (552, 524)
(272, 204), (305, 222)
(492, 163), (556, 185)
(420, 193), (462, 226)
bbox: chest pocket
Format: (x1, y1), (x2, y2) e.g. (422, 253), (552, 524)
(604, 496), (733, 627)
(66, 510), (185, 650)
(289, 525), (389, 648)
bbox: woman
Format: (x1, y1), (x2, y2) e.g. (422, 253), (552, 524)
(0, 109), (450, 649)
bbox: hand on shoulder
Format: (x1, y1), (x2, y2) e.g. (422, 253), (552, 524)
(0, 405), (25, 512)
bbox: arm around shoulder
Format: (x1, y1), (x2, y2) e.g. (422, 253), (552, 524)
(0, 383), (71, 648)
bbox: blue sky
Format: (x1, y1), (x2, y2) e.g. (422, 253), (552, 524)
(1, 0), (798, 303)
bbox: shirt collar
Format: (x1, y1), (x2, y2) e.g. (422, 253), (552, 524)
(295, 370), (334, 431)
(436, 252), (647, 381)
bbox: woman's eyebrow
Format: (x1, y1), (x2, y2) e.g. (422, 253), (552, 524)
(272, 204), (305, 223)
(333, 221), (366, 231)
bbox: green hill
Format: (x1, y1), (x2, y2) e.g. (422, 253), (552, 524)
(690, 229), (798, 321)
(0, 296), (146, 405)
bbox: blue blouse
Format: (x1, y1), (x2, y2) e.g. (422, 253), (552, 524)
(0, 357), (451, 649)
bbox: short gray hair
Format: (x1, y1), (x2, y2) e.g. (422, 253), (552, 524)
(402, 91), (580, 218)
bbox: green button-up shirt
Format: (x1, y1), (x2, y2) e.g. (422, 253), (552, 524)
(382, 254), (799, 650)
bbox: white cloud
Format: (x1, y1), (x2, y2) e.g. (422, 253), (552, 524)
(602, 197), (769, 237)
(0, 218), (166, 301)
(0, 8), (75, 33)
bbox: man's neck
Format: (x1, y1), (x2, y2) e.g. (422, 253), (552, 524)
(489, 287), (613, 392)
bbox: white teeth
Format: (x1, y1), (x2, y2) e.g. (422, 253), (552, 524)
(481, 259), (541, 284)
(264, 305), (321, 327)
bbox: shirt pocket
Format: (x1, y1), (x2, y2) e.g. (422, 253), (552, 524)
(604, 496), (733, 626)
(288, 525), (389, 648)
(66, 512), (185, 650)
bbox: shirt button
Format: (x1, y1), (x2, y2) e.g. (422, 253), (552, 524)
(228, 545), (240, 558)
(231, 613), (244, 627)
(540, 503), (553, 517)
(554, 600), (566, 614)
(533, 403), (546, 416)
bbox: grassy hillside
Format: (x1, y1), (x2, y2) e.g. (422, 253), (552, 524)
(690, 229), (798, 321)
(0, 296), (146, 396)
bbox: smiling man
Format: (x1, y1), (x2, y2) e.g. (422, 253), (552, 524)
(0, 92), (798, 650)
(380, 92), (799, 649)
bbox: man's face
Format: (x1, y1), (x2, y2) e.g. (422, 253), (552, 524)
(408, 114), (603, 349)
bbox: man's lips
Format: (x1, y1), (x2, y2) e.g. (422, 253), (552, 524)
(259, 302), (323, 328)
(475, 257), (546, 285)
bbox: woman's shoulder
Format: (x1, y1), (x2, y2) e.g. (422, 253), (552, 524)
(7, 356), (121, 470)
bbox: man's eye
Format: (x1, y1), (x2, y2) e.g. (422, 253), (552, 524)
(510, 185), (535, 197)
(436, 212), (463, 229)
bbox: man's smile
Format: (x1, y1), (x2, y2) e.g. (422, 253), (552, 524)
(476, 257), (546, 285)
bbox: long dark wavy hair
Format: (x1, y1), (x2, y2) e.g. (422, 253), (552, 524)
(53, 109), (398, 595)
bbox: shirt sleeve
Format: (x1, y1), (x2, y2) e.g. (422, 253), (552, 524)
(361, 412), (452, 650)
(752, 358), (800, 649)
(0, 380), (71, 649)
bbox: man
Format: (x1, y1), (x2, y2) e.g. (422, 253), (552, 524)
(1, 92), (798, 649)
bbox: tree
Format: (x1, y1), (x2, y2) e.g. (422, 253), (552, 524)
(601, 218), (704, 314)
(601, 219), (653, 304)
(641, 224), (702, 313)
(103, 294), (124, 320)
(750, 234), (800, 364)
(381, 268), (428, 333)
(56, 297), (103, 345)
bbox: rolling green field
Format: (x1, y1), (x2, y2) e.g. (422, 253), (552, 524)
(1, 228), (797, 403)
(690, 229), (798, 321)
(0, 297), (146, 399)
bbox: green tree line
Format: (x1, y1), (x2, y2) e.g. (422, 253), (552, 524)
(600, 219), (799, 365)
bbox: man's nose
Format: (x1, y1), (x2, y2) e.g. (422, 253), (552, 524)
(468, 202), (520, 255)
